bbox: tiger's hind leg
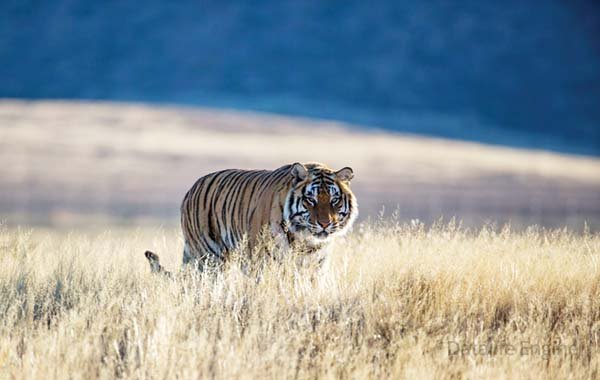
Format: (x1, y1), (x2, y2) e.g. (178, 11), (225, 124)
(144, 250), (172, 278)
(181, 242), (204, 272)
(181, 241), (224, 273)
(182, 242), (194, 266)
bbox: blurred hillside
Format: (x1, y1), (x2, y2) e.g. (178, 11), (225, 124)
(1, 1), (599, 155)
(1, 100), (599, 230)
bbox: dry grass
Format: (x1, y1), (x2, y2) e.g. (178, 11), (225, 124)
(0, 221), (599, 379)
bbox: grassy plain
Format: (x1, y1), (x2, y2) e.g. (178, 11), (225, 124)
(1, 221), (598, 379)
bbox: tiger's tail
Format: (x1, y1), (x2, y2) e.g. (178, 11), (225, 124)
(144, 250), (172, 278)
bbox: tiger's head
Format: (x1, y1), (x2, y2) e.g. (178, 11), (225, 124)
(284, 162), (358, 246)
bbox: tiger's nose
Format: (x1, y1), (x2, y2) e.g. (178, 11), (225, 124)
(318, 220), (331, 228)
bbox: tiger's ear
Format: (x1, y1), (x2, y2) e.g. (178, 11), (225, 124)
(335, 167), (354, 182)
(290, 162), (308, 181)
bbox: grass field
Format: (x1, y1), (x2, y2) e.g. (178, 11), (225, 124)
(1, 221), (598, 379)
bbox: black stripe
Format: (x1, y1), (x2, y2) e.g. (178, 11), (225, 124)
(185, 184), (215, 259)
(199, 170), (227, 250)
(248, 169), (283, 224)
(238, 171), (261, 229)
(294, 197), (302, 213)
(182, 184), (203, 256)
(290, 197), (306, 219)
(203, 170), (228, 209)
(246, 171), (267, 225)
(230, 171), (256, 244)
(206, 171), (232, 247)
(254, 169), (289, 206)
(220, 171), (248, 246)
(286, 188), (297, 216)
(212, 171), (239, 247)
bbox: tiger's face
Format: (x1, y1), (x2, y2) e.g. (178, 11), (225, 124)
(284, 162), (358, 245)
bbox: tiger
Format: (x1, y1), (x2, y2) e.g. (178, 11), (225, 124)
(144, 162), (358, 274)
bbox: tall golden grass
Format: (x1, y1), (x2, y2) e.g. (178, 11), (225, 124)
(0, 220), (598, 379)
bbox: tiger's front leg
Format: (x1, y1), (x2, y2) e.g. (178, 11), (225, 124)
(269, 220), (293, 261)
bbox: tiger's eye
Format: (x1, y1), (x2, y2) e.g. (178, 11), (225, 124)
(303, 196), (316, 206)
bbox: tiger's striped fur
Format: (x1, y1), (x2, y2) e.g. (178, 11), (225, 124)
(145, 162), (358, 273)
